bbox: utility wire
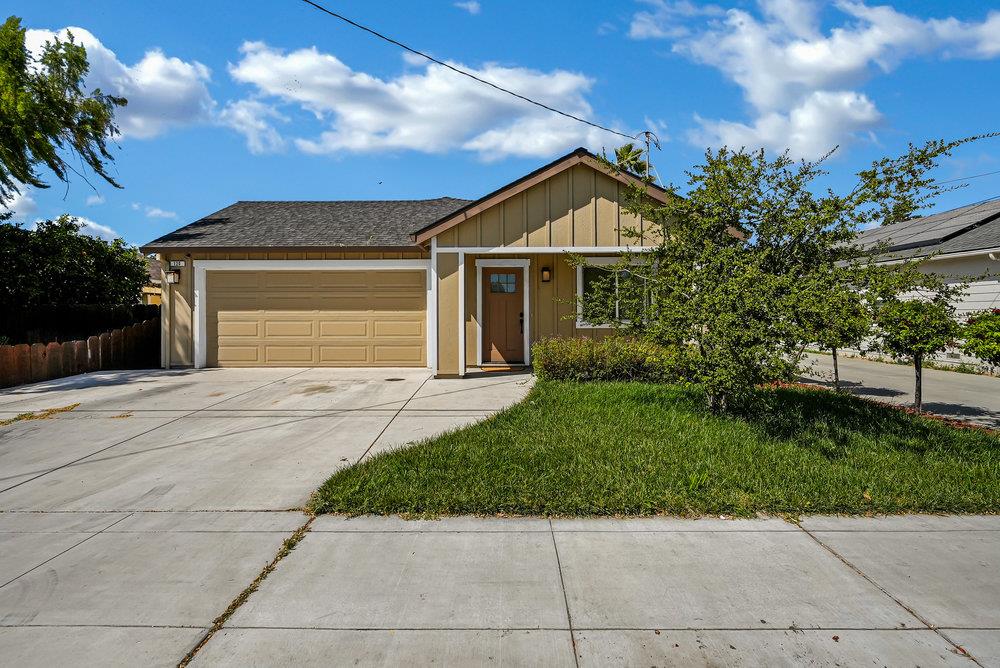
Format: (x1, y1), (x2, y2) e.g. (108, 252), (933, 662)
(936, 168), (1000, 185)
(297, 0), (637, 142)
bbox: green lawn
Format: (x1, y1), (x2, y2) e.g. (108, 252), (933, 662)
(311, 381), (1000, 517)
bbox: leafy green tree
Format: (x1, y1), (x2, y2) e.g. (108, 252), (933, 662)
(962, 310), (1000, 369)
(0, 215), (147, 309)
(0, 15), (126, 216)
(798, 277), (871, 391)
(875, 297), (961, 412)
(579, 136), (982, 411)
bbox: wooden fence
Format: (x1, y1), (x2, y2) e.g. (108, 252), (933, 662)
(0, 318), (160, 389)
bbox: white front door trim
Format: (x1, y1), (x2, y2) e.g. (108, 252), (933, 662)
(192, 259), (431, 370)
(474, 258), (531, 368)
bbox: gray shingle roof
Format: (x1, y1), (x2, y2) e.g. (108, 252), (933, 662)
(142, 198), (472, 250)
(855, 199), (1000, 260)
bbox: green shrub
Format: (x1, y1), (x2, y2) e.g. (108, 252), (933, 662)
(531, 336), (693, 382)
(962, 309), (1000, 368)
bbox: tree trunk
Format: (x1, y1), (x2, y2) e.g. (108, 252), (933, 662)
(832, 346), (840, 392)
(914, 353), (923, 413)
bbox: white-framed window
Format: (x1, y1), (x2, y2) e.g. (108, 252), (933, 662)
(576, 256), (645, 328)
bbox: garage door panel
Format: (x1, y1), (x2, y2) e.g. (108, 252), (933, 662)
(211, 272), (261, 289)
(264, 320), (314, 337)
(374, 320), (423, 337)
(265, 345), (316, 364)
(370, 295), (425, 311)
(374, 345), (424, 364)
(371, 270), (425, 289)
(317, 271), (368, 289)
(261, 295), (324, 310)
(315, 296), (371, 311)
(217, 320), (260, 337)
(319, 346), (370, 363)
(206, 269), (426, 367)
(217, 346), (260, 363)
(319, 320), (369, 337)
(262, 272), (315, 289)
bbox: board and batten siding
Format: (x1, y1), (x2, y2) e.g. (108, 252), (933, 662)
(435, 165), (660, 249)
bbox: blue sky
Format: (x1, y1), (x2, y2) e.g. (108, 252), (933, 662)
(9, 0), (1000, 245)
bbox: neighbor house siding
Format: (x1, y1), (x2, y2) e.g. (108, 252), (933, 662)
(436, 166), (653, 249)
(919, 255), (1000, 316)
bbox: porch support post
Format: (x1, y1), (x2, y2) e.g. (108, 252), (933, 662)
(458, 250), (466, 377)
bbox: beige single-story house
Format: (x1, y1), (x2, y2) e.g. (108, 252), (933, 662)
(142, 148), (666, 377)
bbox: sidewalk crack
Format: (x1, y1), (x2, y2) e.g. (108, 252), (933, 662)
(549, 518), (580, 668)
(797, 523), (982, 666)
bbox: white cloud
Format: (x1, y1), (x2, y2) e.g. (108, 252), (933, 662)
(454, 1), (481, 15)
(690, 90), (881, 158)
(75, 217), (120, 240)
(228, 41), (623, 160)
(5, 191), (38, 220)
(629, 0), (1000, 157)
(144, 206), (176, 219)
(85, 194), (105, 206)
(218, 99), (287, 154)
(25, 27), (214, 139)
(629, 0), (723, 40)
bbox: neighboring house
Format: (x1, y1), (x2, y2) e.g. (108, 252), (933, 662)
(141, 257), (162, 305)
(141, 148), (666, 376)
(854, 198), (1000, 365)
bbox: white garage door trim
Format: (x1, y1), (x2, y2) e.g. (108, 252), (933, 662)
(193, 259), (432, 369)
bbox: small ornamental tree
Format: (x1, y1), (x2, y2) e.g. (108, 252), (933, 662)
(577, 136), (981, 411)
(962, 309), (1000, 369)
(798, 278), (871, 390)
(875, 298), (961, 412)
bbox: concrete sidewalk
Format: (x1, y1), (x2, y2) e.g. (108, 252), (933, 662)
(187, 514), (999, 667)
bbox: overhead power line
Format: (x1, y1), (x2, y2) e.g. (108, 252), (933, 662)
(297, 0), (637, 142)
(936, 168), (1000, 185)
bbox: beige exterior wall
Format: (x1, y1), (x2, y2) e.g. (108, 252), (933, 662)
(435, 253), (460, 375)
(436, 164), (659, 249)
(434, 251), (613, 375)
(159, 249), (428, 368)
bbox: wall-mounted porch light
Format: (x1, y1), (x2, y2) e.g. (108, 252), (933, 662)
(165, 270), (180, 284)
(541, 266), (552, 283)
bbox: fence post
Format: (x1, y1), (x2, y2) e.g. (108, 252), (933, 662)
(110, 329), (124, 369)
(100, 332), (112, 370)
(61, 341), (76, 377)
(0, 346), (13, 388)
(30, 343), (47, 383)
(12, 344), (30, 386)
(45, 342), (62, 380)
(87, 335), (101, 371)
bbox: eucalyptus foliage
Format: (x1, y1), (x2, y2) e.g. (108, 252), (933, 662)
(0, 15), (126, 216)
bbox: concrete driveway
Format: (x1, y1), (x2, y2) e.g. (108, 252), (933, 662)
(2, 369), (998, 666)
(0, 367), (532, 665)
(802, 353), (1000, 427)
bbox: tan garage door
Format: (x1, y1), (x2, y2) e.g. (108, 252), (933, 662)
(206, 270), (426, 367)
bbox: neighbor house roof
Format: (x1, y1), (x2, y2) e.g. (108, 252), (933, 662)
(411, 147), (673, 244)
(141, 198), (472, 252)
(854, 198), (1000, 261)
